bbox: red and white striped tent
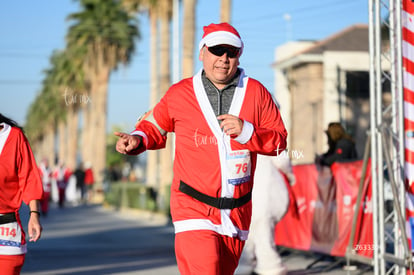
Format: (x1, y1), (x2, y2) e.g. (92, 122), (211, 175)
(403, 0), (414, 252)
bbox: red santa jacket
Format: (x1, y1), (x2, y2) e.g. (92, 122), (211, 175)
(84, 168), (94, 185)
(0, 125), (43, 212)
(0, 123), (43, 254)
(132, 69), (287, 240)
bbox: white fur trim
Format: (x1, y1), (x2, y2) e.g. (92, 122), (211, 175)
(234, 120), (253, 144)
(198, 31), (243, 50)
(0, 123), (11, 156)
(130, 131), (148, 147)
(173, 219), (249, 240)
(192, 69), (251, 240)
(0, 244), (26, 255)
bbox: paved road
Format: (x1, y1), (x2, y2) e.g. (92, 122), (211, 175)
(20, 204), (179, 275)
(19, 203), (374, 275)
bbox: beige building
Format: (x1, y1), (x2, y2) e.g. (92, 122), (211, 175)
(272, 24), (380, 164)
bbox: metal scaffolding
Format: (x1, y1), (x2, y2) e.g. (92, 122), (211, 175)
(369, 0), (412, 274)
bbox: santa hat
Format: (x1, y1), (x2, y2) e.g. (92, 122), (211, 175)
(198, 22), (244, 53)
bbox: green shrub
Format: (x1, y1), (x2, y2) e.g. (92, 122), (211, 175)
(104, 182), (163, 213)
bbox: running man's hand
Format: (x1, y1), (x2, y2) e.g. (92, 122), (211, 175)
(28, 214), (42, 242)
(114, 132), (142, 154)
(217, 114), (243, 137)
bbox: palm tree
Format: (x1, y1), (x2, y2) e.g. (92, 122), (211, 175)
(50, 48), (87, 171)
(122, 1), (174, 208)
(125, 0), (173, 210)
(121, 0), (162, 189)
(46, 51), (70, 168)
(25, 80), (62, 166)
(66, 0), (140, 190)
(123, 1), (199, 212)
(26, 48), (86, 170)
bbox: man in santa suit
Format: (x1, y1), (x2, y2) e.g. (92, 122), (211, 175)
(115, 22), (287, 275)
(53, 163), (72, 208)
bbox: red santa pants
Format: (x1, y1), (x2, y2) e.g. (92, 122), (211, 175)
(0, 254), (25, 275)
(40, 191), (50, 215)
(175, 229), (244, 275)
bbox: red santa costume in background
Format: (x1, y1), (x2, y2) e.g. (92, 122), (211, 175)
(53, 163), (72, 208)
(127, 23), (287, 275)
(84, 162), (94, 203)
(38, 159), (52, 216)
(0, 123), (43, 273)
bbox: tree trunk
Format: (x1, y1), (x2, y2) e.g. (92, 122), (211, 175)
(182, 0), (196, 78)
(89, 69), (109, 194)
(30, 139), (41, 161)
(146, 11), (160, 188)
(159, 3), (173, 211)
(58, 120), (66, 166)
(81, 104), (92, 168)
(220, 0), (231, 23)
(66, 107), (79, 171)
(42, 126), (56, 167)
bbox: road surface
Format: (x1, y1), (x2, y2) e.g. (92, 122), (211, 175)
(19, 203), (374, 275)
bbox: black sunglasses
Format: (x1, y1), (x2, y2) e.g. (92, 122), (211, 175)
(207, 45), (240, 58)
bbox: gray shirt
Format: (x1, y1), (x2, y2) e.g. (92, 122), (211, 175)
(201, 69), (241, 123)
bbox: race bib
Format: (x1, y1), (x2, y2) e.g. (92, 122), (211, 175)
(226, 149), (251, 185)
(0, 221), (22, 248)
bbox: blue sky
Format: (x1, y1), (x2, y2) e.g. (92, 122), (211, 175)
(1, 0), (368, 131)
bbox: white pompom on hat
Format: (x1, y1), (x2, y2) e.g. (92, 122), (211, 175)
(198, 22), (244, 54)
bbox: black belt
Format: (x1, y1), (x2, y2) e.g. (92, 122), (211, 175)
(179, 180), (251, 210)
(0, 213), (17, 225)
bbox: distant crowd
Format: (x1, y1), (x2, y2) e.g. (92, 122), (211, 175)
(37, 159), (95, 215)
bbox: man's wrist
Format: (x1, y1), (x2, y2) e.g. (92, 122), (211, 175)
(234, 120), (253, 144)
(128, 135), (144, 154)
